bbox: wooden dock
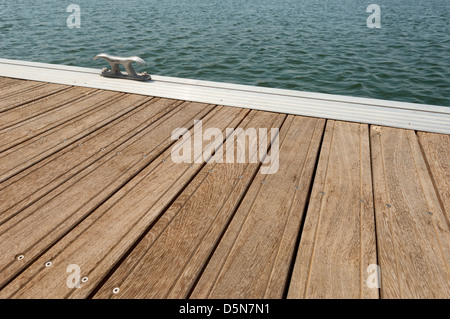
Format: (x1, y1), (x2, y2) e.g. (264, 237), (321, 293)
(0, 76), (449, 299)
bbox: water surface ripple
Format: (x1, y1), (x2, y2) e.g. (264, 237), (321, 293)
(1, 0), (449, 106)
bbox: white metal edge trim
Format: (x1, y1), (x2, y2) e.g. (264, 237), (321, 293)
(1, 58), (448, 114)
(0, 58), (449, 134)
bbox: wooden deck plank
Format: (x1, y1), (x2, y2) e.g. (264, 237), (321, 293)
(287, 120), (378, 299)
(0, 77), (17, 85)
(0, 83), (68, 112)
(0, 90), (119, 153)
(0, 81), (45, 99)
(417, 132), (450, 222)
(0, 105), (247, 298)
(92, 110), (286, 299)
(0, 98), (182, 225)
(168, 114), (290, 299)
(188, 115), (325, 299)
(370, 126), (450, 298)
(0, 86), (95, 131)
(0, 77), (16, 83)
(0, 78), (25, 89)
(0, 92), (151, 181)
(0, 101), (213, 291)
(0, 77), (448, 299)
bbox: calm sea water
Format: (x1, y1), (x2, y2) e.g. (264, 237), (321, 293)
(1, 0), (449, 106)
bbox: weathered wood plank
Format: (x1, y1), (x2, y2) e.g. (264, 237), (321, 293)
(0, 101), (213, 291)
(0, 86), (95, 130)
(0, 90), (121, 153)
(187, 115), (325, 299)
(370, 126), (450, 298)
(0, 81), (45, 99)
(0, 105), (247, 298)
(0, 78), (25, 89)
(287, 120), (378, 299)
(0, 77), (16, 85)
(0, 98), (182, 225)
(0, 83), (68, 112)
(0, 92), (152, 181)
(0, 77), (447, 300)
(92, 110), (286, 299)
(417, 132), (450, 221)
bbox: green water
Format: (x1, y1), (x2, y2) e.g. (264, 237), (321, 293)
(1, 0), (449, 106)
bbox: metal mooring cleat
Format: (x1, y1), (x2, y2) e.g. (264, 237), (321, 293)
(93, 53), (151, 81)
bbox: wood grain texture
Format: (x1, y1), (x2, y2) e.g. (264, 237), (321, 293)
(0, 86), (95, 130)
(0, 98), (182, 225)
(0, 105), (246, 298)
(0, 90), (121, 153)
(371, 126), (450, 298)
(0, 83), (67, 112)
(190, 115), (325, 299)
(0, 81), (45, 100)
(417, 132), (450, 222)
(0, 92), (152, 181)
(0, 101), (212, 288)
(287, 120), (378, 299)
(92, 110), (285, 299)
(0, 78), (448, 299)
(0, 78), (25, 89)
